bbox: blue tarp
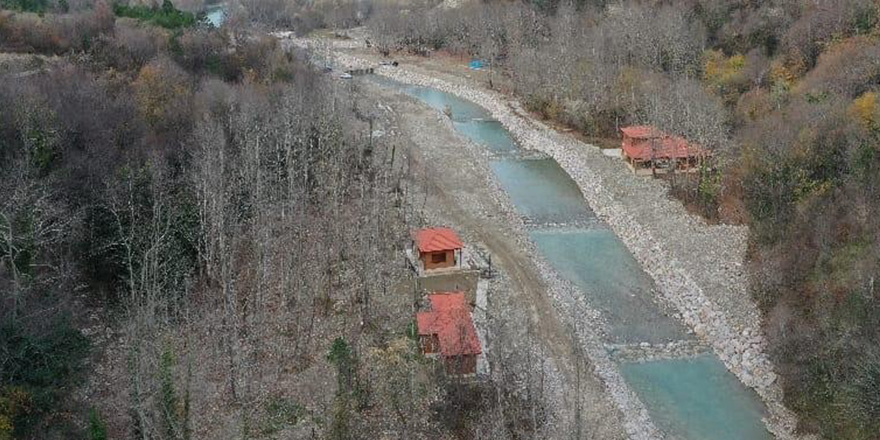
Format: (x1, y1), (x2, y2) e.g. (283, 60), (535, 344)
(469, 60), (484, 70)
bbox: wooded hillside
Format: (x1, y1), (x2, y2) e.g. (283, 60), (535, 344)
(366, 1), (880, 437)
(1, 1), (556, 439)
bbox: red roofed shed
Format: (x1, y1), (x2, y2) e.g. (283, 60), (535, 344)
(417, 292), (482, 375)
(413, 227), (463, 272)
(621, 126), (709, 175)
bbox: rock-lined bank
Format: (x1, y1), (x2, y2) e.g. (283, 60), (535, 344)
(299, 39), (807, 439)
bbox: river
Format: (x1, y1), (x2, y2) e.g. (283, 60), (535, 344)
(371, 75), (773, 440)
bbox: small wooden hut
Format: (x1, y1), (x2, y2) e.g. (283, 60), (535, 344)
(413, 227), (463, 272)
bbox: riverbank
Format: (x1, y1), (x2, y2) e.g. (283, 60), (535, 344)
(294, 35), (811, 439)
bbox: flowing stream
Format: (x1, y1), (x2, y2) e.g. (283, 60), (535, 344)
(370, 75), (773, 440)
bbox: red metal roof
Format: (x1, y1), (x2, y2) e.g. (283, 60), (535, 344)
(416, 292), (482, 357)
(620, 126), (707, 161)
(620, 125), (663, 139)
(414, 227), (463, 253)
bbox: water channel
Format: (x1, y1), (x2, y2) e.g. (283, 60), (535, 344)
(368, 74), (773, 440)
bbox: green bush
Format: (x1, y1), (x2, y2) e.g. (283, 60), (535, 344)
(1, 0), (50, 13)
(327, 337), (354, 394)
(0, 317), (88, 435)
(113, 0), (195, 30)
(259, 396), (302, 436)
(88, 409), (108, 440)
(159, 345), (181, 439)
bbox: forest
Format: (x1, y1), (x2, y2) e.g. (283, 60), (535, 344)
(2, 0), (880, 439)
(1, 0), (552, 438)
(0, 1), (381, 437)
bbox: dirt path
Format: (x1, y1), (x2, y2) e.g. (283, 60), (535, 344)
(368, 84), (627, 438)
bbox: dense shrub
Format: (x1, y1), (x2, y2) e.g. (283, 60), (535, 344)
(0, 318), (89, 436)
(0, 5), (113, 54)
(798, 36), (880, 99)
(112, 0), (195, 29)
(780, 0), (877, 72)
(741, 86), (880, 437)
(1, 0), (50, 13)
(132, 55), (194, 134)
(91, 19), (166, 71)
